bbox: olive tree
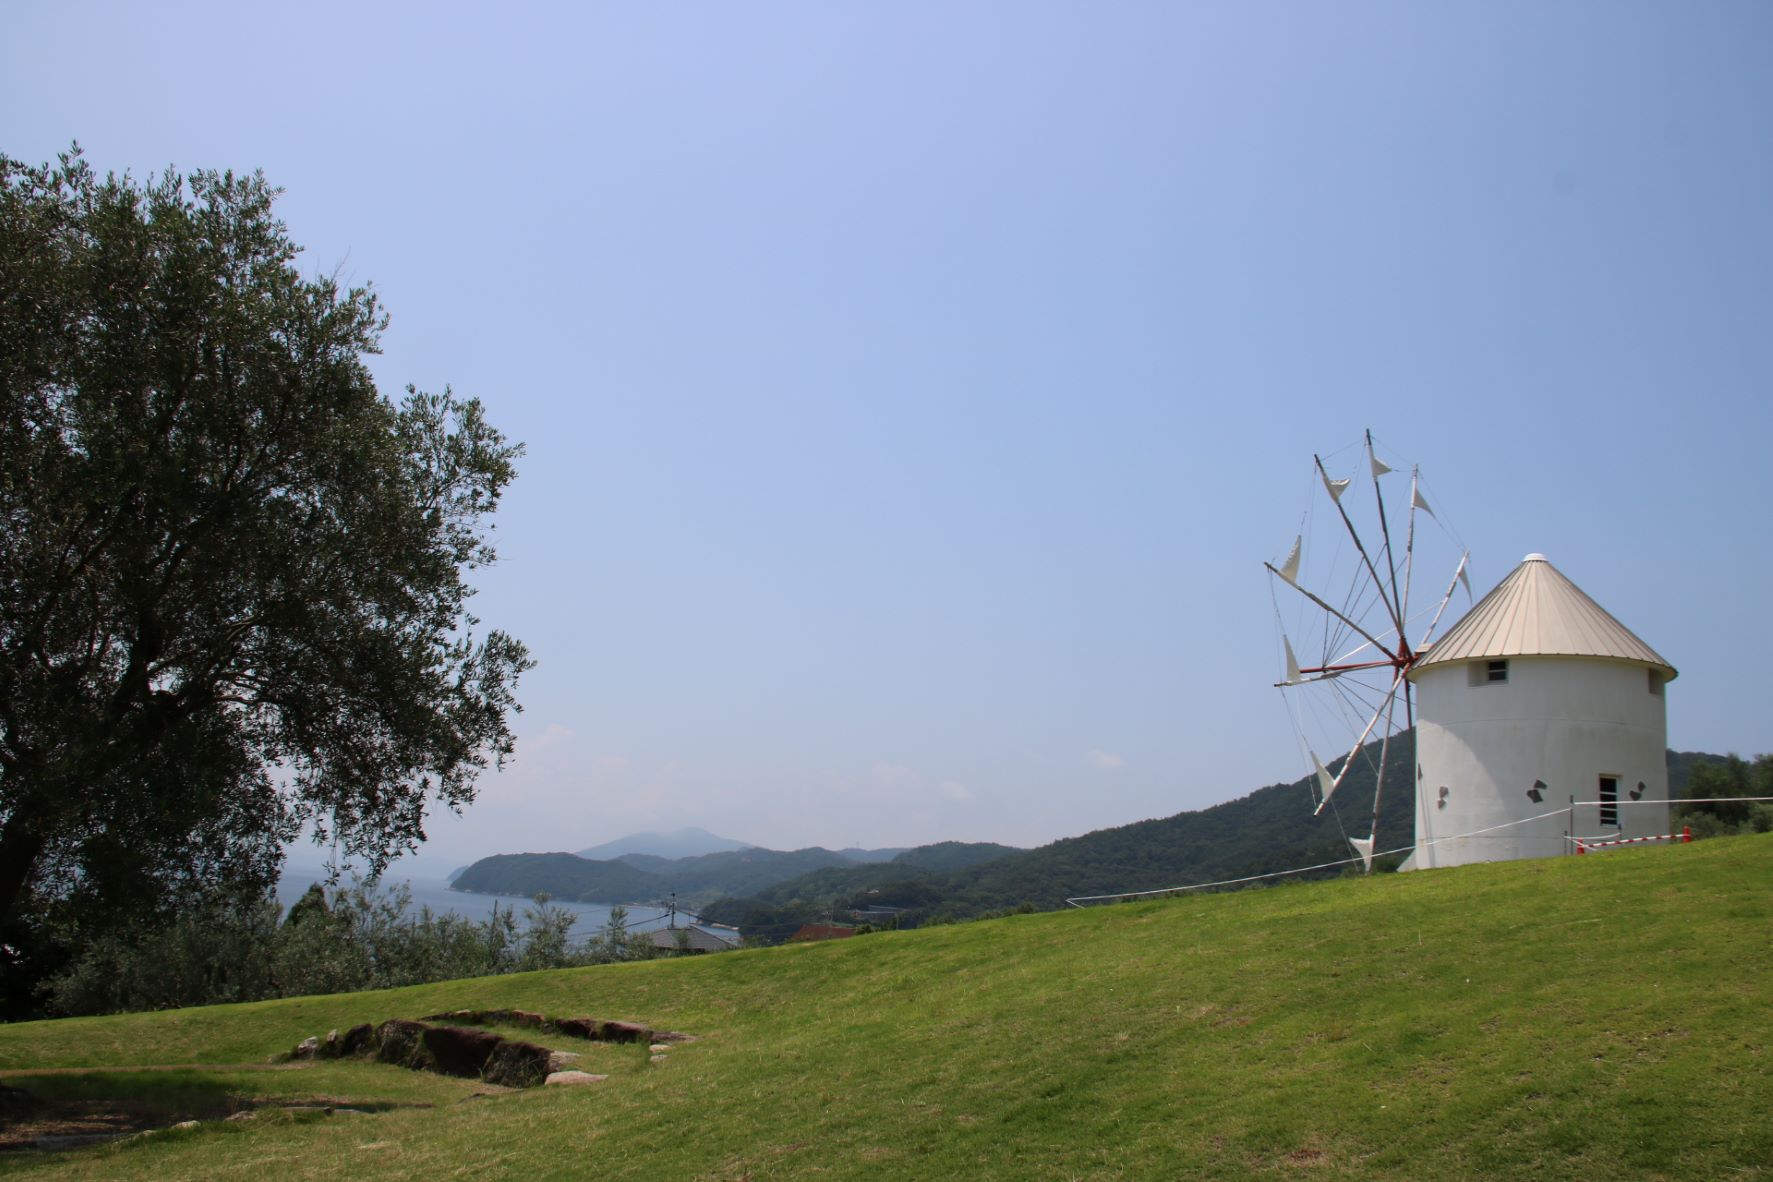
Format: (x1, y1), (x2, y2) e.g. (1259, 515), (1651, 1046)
(0, 148), (532, 973)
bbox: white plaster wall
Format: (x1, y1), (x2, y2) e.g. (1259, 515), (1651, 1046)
(1407, 657), (1670, 869)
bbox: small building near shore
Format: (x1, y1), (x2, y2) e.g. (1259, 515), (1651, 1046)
(645, 923), (742, 954)
(788, 923), (856, 943)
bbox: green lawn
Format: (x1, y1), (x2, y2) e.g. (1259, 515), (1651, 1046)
(1, 833), (1768, 1180)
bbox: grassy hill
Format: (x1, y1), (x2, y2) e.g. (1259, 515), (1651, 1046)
(0, 834), (1767, 1179)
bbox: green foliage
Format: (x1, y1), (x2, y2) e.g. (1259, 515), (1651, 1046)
(1675, 752), (1773, 835)
(0, 147), (532, 994)
(887, 841), (1022, 871)
(38, 878), (657, 1017)
(451, 852), (662, 903)
(46, 891), (283, 1014)
(454, 842), (1028, 909)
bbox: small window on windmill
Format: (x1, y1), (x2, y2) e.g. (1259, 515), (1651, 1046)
(1599, 776), (1620, 828)
(1470, 659), (1509, 686)
(1648, 669), (1664, 696)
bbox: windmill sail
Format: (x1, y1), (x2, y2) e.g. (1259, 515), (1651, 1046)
(1349, 835), (1375, 873)
(1312, 751), (1338, 809)
(1269, 434), (1468, 874)
(1278, 536), (1301, 585)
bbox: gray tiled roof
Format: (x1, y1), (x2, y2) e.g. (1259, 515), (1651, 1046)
(646, 925), (741, 952)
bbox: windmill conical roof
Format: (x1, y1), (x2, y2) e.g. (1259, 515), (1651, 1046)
(1412, 553), (1676, 679)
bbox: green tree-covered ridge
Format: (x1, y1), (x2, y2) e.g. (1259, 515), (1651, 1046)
(452, 841), (1021, 908)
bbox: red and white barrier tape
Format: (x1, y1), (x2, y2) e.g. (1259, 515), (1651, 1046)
(1575, 826), (1692, 854)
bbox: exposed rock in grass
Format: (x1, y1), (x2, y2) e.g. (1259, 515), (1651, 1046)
(481, 1040), (554, 1088)
(544, 1071), (608, 1087)
(374, 1020), (433, 1071)
(417, 1008), (684, 1046)
(599, 1020), (650, 1043)
(339, 1023), (376, 1056)
(281, 1008), (692, 1090)
(420, 1026), (505, 1078)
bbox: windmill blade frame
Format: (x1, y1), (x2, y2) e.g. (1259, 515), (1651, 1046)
(1267, 432), (1470, 871)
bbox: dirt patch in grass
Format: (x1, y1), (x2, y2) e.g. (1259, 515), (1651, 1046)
(0, 1084), (185, 1149)
(0, 1076), (439, 1153)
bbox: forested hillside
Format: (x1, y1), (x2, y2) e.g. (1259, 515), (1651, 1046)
(702, 741), (1739, 939)
(450, 853), (663, 902)
(451, 842), (1023, 908)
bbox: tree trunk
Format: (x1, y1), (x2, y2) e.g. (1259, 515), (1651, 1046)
(0, 811), (48, 933)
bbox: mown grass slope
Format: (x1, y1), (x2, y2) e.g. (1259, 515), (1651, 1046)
(1, 834), (1768, 1181)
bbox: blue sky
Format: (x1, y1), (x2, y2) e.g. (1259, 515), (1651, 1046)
(6, 3), (1770, 869)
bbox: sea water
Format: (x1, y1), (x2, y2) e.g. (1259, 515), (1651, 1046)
(276, 865), (681, 938)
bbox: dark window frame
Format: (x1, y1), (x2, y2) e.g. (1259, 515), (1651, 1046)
(1469, 659), (1510, 686)
(1599, 775), (1620, 828)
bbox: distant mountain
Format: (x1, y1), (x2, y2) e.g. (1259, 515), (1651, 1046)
(836, 847), (909, 863)
(451, 846), (881, 907)
(451, 839), (1029, 908)
(613, 853), (673, 874)
(890, 841), (1021, 871)
(575, 827), (754, 861)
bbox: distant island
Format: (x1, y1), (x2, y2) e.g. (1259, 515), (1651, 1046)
(451, 838), (1021, 910)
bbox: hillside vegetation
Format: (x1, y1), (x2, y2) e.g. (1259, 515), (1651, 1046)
(705, 739), (1420, 934)
(452, 841), (1021, 908)
(0, 834), (1767, 1180)
(705, 745), (1741, 936)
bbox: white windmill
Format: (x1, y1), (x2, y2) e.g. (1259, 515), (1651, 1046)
(1265, 431), (1470, 873)
(1402, 553), (1676, 868)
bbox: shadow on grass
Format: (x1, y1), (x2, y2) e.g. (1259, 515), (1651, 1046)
(0, 1069), (426, 1155)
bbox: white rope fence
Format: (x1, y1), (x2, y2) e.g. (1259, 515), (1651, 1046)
(1063, 795), (1773, 908)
